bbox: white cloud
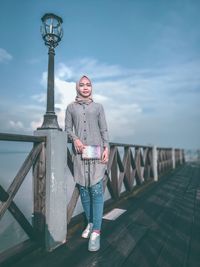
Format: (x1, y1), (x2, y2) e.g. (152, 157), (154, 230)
(30, 118), (43, 131)
(9, 120), (24, 130)
(59, 58), (127, 80)
(4, 57), (199, 149)
(55, 78), (76, 128)
(31, 93), (46, 103)
(93, 94), (109, 103)
(53, 63), (144, 134)
(76, 58), (125, 79)
(56, 63), (73, 79)
(0, 48), (12, 63)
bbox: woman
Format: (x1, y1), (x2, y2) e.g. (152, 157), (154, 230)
(65, 75), (109, 252)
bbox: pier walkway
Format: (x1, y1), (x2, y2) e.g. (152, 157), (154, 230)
(8, 162), (200, 267)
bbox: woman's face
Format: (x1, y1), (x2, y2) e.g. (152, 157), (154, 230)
(78, 77), (92, 98)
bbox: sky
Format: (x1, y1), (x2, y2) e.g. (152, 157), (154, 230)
(0, 0), (200, 150)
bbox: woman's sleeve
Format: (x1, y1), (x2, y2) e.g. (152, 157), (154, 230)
(65, 105), (79, 142)
(98, 104), (109, 148)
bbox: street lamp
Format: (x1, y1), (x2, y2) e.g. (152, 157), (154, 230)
(38, 13), (63, 130)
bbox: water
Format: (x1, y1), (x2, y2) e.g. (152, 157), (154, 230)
(0, 141), (33, 253)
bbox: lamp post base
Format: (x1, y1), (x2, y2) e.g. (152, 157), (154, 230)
(37, 113), (62, 131)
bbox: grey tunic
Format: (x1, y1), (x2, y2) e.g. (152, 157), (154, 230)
(65, 101), (109, 187)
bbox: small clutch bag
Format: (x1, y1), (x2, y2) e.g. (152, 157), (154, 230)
(82, 145), (101, 160)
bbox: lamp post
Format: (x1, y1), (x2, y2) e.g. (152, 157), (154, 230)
(38, 13), (63, 130)
(34, 14), (67, 252)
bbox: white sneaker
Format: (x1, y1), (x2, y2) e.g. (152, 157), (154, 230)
(81, 223), (93, 238)
(88, 232), (100, 252)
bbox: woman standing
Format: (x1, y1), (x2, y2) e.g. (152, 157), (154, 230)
(65, 75), (109, 251)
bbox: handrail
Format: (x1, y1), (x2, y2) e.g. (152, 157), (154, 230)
(0, 132), (46, 143)
(109, 142), (152, 149)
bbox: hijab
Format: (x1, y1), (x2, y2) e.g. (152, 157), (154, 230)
(75, 75), (93, 105)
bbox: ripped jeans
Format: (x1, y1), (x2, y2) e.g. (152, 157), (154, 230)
(78, 180), (104, 231)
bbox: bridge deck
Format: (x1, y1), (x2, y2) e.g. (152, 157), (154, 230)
(10, 163), (200, 267)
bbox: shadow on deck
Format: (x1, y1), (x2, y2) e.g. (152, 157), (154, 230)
(6, 162), (200, 267)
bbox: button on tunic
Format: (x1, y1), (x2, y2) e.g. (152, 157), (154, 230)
(65, 102), (109, 187)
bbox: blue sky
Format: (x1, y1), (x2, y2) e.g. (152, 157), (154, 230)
(0, 0), (200, 149)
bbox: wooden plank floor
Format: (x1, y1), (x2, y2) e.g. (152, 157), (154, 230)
(8, 162), (200, 267)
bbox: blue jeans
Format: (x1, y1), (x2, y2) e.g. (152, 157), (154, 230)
(78, 180), (104, 230)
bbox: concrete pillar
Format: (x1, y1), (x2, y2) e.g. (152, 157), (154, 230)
(172, 148), (175, 169)
(34, 129), (67, 251)
(152, 146), (158, 182)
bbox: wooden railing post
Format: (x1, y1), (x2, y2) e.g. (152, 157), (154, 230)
(152, 146), (158, 181)
(33, 142), (46, 243)
(172, 148), (175, 169)
(111, 146), (119, 199)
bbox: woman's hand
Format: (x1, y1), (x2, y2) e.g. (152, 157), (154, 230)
(74, 139), (85, 153)
(101, 147), (109, 164)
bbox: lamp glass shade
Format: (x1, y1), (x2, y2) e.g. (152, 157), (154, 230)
(41, 13), (63, 48)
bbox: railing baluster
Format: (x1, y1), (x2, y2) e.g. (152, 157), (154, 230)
(123, 147), (133, 191)
(111, 147), (119, 199)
